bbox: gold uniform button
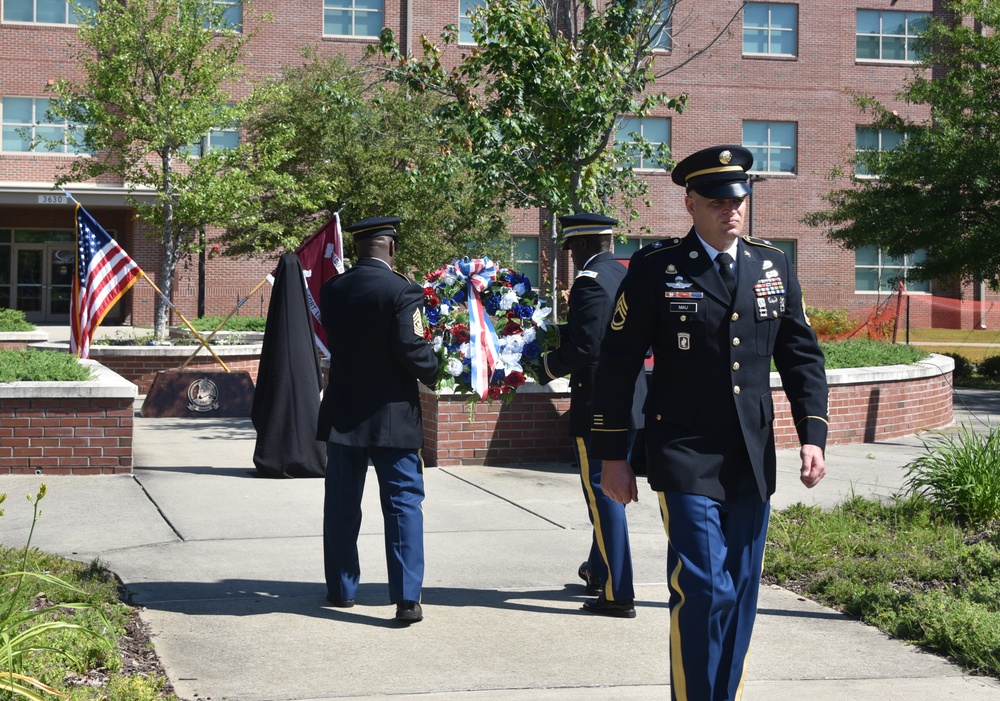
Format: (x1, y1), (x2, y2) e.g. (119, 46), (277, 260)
(733, 385), (741, 395)
(732, 362), (740, 371)
(732, 337), (741, 347)
(655, 414), (662, 421)
(731, 312), (739, 322)
(680, 315), (687, 322)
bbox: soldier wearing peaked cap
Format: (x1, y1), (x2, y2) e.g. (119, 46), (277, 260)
(591, 146), (829, 700)
(316, 215), (438, 625)
(537, 212), (647, 618)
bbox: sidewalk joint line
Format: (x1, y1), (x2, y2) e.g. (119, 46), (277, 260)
(438, 468), (568, 529)
(132, 474), (185, 541)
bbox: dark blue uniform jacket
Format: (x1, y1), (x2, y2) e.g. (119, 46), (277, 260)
(591, 231), (829, 502)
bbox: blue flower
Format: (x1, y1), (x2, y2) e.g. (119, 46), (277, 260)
(522, 342), (542, 359)
(427, 308), (440, 325)
(485, 296), (501, 315)
(453, 288), (467, 304)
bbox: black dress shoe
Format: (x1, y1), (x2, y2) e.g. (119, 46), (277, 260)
(582, 595), (636, 618)
(578, 562), (602, 595)
(325, 596), (355, 608)
(395, 600), (423, 623)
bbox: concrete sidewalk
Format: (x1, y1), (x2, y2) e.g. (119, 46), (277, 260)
(2, 390), (1000, 700)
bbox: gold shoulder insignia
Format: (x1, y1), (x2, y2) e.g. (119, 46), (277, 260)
(743, 235), (784, 253)
(412, 308), (425, 337)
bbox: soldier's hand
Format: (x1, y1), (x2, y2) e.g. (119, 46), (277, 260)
(799, 444), (826, 488)
(602, 459), (638, 504)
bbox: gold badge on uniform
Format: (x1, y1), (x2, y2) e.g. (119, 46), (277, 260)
(678, 332), (691, 350)
(611, 293), (628, 331)
(412, 309), (425, 337)
(719, 150), (732, 164)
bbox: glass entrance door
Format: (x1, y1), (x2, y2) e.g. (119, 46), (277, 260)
(13, 245), (74, 323)
(15, 247), (44, 322)
(48, 247), (74, 322)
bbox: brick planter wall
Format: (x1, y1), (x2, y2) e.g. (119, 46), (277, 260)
(776, 354), (955, 448)
(421, 355), (955, 467)
(421, 381), (574, 467)
(31, 342), (262, 395)
(0, 361), (137, 475)
(0, 331), (48, 350)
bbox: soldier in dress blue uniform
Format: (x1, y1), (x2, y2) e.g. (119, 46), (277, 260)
(538, 213), (646, 618)
(591, 146), (829, 700)
(316, 216), (438, 624)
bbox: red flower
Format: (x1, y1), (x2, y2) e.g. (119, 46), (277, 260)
(425, 293), (440, 306)
(488, 386), (503, 400)
(503, 321), (523, 336)
(450, 324), (470, 342)
(505, 371), (526, 387)
(423, 327), (433, 342)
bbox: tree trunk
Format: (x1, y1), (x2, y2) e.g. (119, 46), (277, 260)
(154, 153), (179, 341)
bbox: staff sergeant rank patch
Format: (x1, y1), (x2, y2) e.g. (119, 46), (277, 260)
(611, 293), (628, 331)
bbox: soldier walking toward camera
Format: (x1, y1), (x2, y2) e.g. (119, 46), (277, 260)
(592, 146), (829, 700)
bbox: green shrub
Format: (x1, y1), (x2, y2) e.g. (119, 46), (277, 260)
(943, 352), (975, 379)
(0, 349), (92, 383)
(816, 338), (929, 370)
(185, 315), (266, 332)
(806, 306), (855, 336)
(0, 308), (34, 333)
(979, 355), (1000, 379)
(905, 424), (1000, 526)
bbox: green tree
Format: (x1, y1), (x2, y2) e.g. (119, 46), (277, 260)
(210, 53), (510, 274)
(371, 0), (740, 309)
(48, 0), (257, 339)
(804, 0), (1000, 288)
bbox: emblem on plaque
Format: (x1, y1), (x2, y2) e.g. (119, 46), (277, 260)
(187, 378), (220, 413)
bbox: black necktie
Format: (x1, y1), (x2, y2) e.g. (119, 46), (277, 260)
(716, 252), (737, 299)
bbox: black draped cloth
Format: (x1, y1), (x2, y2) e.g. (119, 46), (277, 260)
(252, 253), (326, 477)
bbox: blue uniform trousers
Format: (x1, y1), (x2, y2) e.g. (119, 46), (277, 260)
(324, 443), (425, 604)
(659, 491), (770, 701)
(575, 436), (634, 602)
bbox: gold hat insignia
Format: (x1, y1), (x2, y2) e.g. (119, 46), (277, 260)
(719, 150), (733, 165)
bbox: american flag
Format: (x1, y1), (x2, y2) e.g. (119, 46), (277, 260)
(70, 203), (142, 358)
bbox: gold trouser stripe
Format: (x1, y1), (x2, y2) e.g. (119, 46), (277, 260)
(660, 493), (688, 701)
(577, 436), (614, 601)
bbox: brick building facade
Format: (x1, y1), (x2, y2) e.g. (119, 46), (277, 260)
(2, 0), (991, 329)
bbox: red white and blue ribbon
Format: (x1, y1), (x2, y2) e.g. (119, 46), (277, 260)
(451, 257), (501, 399)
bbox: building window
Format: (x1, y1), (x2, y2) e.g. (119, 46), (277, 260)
(743, 3), (797, 57)
(768, 239), (796, 267)
(204, 0), (241, 31)
(512, 236), (540, 289)
(743, 121), (796, 174)
(856, 10), (929, 63)
(855, 127), (903, 178)
(2, 0), (96, 24)
(855, 245), (930, 293)
(615, 236), (660, 259)
(1, 97), (88, 154)
(616, 117), (671, 170)
(649, 0), (672, 51)
(324, 0), (383, 38)
(459, 0), (480, 44)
